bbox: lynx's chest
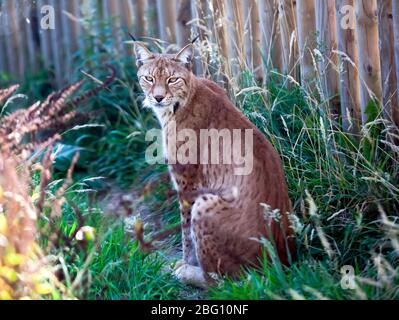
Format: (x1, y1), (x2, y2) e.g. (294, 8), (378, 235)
(154, 112), (199, 192)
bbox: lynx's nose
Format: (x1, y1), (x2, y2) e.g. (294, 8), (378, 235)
(154, 95), (165, 103)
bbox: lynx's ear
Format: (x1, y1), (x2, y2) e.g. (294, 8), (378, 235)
(174, 44), (194, 68)
(134, 42), (154, 68)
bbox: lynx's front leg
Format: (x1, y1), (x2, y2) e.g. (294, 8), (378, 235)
(174, 197), (209, 288)
(178, 196), (198, 266)
(170, 165), (200, 266)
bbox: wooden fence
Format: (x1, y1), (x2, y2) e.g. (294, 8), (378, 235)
(0, 0), (398, 134)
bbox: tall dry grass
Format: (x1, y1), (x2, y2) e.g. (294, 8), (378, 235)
(0, 73), (114, 299)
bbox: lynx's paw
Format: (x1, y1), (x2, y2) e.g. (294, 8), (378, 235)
(174, 259), (186, 270)
(174, 263), (208, 289)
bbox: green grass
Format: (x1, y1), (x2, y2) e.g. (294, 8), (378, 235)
(82, 217), (181, 300)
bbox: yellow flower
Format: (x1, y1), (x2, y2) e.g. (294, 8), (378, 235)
(31, 185), (40, 202)
(0, 266), (17, 282)
(34, 282), (53, 295)
(0, 214), (7, 235)
(75, 226), (96, 241)
(0, 290), (12, 300)
(4, 253), (24, 266)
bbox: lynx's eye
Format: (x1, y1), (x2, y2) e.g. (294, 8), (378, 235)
(168, 77), (179, 84)
(143, 76), (154, 83)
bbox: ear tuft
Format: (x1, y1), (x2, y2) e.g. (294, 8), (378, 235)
(134, 42), (154, 68)
(174, 44), (194, 68)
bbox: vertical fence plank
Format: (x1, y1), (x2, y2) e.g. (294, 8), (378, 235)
(190, 0), (206, 75)
(102, 0), (109, 24)
(15, 1), (28, 78)
(120, 0), (134, 55)
(3, 1), (15, 77)
(211, 0), (229, 70)
(120, 0), (134, 31)
(0, 0), (6, 75)
(242, 0), (263, 82)
(296, 0), (316, 89)
(24, 2), (38, 73)
(200, 1), (215, 40)
(64, 0), (83, 60)
(315, 0), (339, 117)
(61, 0), (73, 82)
(6, 0), (20, 79)
(49, 0), (63, 87)
(107, 0), (123, 55)
(212, 0), (229, 57)
(378, 0), (398, 124)
(37, 0), (52, 71)
(67, 0), (81, 53)
(146, 0), (160, 39)
(211, 0), (238, 86)
(0, 1), (4, 74)
(278, 0), (298, 79)
(156, 0), (177, 45)
(190, 0), (211, 76)
(335, 0), (361, 134)
(80, 0), (90, 58)
(392, 0), (399, 126)
(224, 0), (245, 75)
(84, 0), (100, 60)
(10, 1), (23, 78)
(258, 0), (283, 75)
(0, 31), (6, 76)
(135, 0), (146, 37)
(355, 0), (382, 124)
(177, 0), (192, 46)
(200, 1), (225, 82)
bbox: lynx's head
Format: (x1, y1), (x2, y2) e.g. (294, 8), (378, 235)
(134, 42), (194, 113)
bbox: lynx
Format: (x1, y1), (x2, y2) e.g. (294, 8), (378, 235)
(134, 41), (295, 287)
